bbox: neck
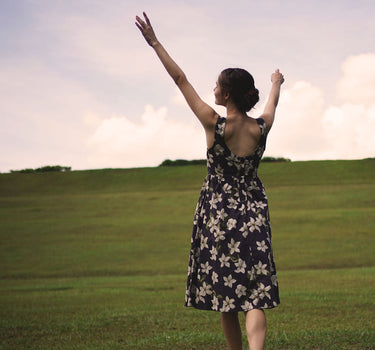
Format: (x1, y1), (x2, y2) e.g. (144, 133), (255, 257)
(226, 101), (243, 119)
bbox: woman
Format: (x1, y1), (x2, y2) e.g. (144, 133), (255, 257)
(136, 12), (284, 350)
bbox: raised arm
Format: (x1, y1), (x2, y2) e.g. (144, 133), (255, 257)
(135, 12), (217, 131)
(259, 69), (284, 133)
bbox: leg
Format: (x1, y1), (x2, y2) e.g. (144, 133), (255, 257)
(245, 309), (267, 350)
(221, 312), (243, 350)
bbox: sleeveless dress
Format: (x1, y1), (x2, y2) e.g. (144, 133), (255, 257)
(185, 116), (280, 312)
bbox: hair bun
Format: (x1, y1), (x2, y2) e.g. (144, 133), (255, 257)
(219, 68), (259, 112)
(244, 88), (259, 111)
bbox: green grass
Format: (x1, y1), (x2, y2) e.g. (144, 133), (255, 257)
(0, 159), (374, 349)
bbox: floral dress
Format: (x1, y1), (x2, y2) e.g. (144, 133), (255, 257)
(185, 116), (280, 312)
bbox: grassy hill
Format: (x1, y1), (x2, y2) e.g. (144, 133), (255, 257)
(0, 159), (374, 349)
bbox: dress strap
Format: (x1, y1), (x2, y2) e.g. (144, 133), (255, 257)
(215, 115), (226, 139)
(256, 118), (267, 136)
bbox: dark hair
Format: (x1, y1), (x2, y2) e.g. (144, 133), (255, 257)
(219, 68), (259, 112)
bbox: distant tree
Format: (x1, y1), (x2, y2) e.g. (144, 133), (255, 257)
(261, 157), (291, 163)
(159, 159), (206, 166)
(159, 157), (291, 166)
(10, 166), (71, 173)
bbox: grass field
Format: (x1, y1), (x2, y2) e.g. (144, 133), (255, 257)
(0, 159), (374, 349)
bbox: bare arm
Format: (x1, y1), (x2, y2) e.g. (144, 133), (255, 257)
(260, 69), (284, 132)
(135, 12), (217, 131)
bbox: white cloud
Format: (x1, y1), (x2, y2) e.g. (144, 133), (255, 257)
(337, 53), (375, 105)
(55, 51), (375, 167)
(87, 105), (206, 168)
(266, 81), (327, 160)
(0, 59), (107, 172)
(322, 103), (375, 159)
(266, 54), (375, 160)
(2, 4), (374, 176)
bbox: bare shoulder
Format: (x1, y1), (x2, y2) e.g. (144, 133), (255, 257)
(247, 117), (263, 137)
(257, 114), (272, 133)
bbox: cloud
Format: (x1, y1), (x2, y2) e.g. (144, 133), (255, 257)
(322, 103), (375, 158)
(266, 54), (375, 160)
(0, 59), (107, 172)
(337, 53), (375, 105)
(87, 105), (206, 168)
(99, 51), (375, 168)
(265, 81), (327, 159)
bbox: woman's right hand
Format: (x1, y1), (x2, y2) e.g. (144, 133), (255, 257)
(271, 69), (284, 85)
(135, 12), (159, 47)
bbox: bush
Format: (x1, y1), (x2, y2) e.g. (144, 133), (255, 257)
(261, 157), (291, 163)
(159, 159), (206, 167)
(159, 157), (291, 166)
(10, 165), (71, 173)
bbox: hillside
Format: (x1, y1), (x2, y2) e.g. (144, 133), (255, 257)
(0, 159), (374, 349)
(1, 159), (374, 196)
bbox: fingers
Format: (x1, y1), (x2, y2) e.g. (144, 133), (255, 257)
(143, 12), (151, 25)
(135, 12), (150, 29)
(135, 16), (145, 28)
(274, 69), (283, 77)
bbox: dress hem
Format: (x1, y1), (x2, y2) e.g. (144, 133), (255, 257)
(184, 303), (280, 313)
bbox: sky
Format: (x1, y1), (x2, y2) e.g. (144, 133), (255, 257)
(1, 0), (374, 172)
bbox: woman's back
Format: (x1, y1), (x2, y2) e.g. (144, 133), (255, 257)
(223, 115), (263, 158)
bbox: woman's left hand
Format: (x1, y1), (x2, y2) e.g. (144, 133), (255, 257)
(135, 12), (158, 47)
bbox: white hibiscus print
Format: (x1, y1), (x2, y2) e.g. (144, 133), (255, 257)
(223, 274), (236, 288)
(207, 216), (219, 233)
(219, 253), (231, 268)
(222, 183), (232, 193)
(239, 222), (249, 238)
(238, 203), (246, 214)
(256, 214), (266, 227)
(209, 246), (218, 261)
(227, 197), (238, 209)
(200, 261), (212, 275)
(214, 144), (225, 155)
(255, 200), (267, 209)
(212, 295), (219, 311)
(249, 217), (261, 232)
(235, 284), (247, 298)
(214, 228), (226, 242)
(216, 208), (227, 221)
(258, 283), (271, 299)
(248, 266), (256, 281)
(220, 296), (235, 312)
(250, 289), (260, 306)
(227, 219), (237, 230)
(209, 193), (222, 210)
(200, 236), (209, 250)
(215, 165), (224, 177)
(228, 238), (240, 255)
(212, 271), (219, 284)
(200, 282), (213, 296)
(217, 123), (225, 136)
(234, 258), (246, 273)
(195, 287), (205, 303)
(248, 202), (256, 212)
(241, 300), (254, 311)
(255, 261), (268, 275)
(256, 240), (267, 253)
